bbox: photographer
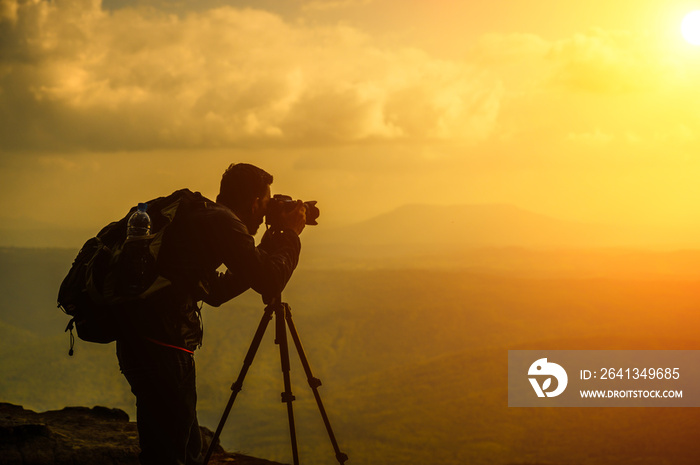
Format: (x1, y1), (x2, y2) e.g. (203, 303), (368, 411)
(116, 163), (306, 465)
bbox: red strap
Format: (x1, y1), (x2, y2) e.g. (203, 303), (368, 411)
(145, 337), (194, 354)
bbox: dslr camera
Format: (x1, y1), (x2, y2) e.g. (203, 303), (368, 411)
(266, 194), (320, 227)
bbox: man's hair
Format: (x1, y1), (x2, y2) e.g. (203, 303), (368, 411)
(217, 163), (273, 212)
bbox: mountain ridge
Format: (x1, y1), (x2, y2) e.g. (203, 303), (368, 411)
(312, 202), (674, 249)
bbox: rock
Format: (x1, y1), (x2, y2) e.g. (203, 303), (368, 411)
(0, 402), (285, 465)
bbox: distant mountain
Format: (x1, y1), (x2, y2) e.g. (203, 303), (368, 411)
(313, 203), (648, 249)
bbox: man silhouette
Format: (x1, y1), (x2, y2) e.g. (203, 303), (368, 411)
(116, 163), (306, 465)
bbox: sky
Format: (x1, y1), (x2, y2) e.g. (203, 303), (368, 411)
(3, 0), (700, 246)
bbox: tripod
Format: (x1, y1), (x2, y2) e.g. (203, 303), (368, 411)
(203, 295), (349, 465)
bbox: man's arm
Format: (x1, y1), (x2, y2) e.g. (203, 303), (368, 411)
(202, 202), (305, 306)
(203, 229), (300, 306)
(200, 270), (248, 307)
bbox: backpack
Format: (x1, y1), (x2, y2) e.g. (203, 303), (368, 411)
(57, 189), (207, 355)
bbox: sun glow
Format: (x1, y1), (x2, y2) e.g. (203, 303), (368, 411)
(681, 10), (700, 45)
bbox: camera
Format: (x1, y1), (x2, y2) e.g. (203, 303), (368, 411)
(266, 194), (320, 227)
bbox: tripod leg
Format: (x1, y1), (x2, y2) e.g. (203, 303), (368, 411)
(203, 305), (274, 465)
(276, 303), (300, 465)
(285, 308), (349, 464)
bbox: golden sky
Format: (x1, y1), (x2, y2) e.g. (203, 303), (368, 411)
(3, 0), (700, 245)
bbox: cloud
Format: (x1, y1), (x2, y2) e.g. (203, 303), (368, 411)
(0, 0), (501, 152)
(465, 29), (700, 151)
(301, 0), (372, 12)
(474, 33), (550, 65)
(547, 29), (675, 94)
(567, 128), (613, 146)
(0, 0), (18, 23)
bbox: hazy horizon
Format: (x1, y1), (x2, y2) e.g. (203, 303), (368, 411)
(5, 200), (700, 250)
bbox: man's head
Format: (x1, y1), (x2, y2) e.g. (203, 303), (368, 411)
(217, 163), (273, 235)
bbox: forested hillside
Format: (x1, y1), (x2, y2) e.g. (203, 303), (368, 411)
(2, 247), (700, 464)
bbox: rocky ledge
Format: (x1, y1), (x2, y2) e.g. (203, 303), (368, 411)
(0, 402), (285, 465)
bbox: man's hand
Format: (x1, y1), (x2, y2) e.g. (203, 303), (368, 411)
(278, 200), (306, 235)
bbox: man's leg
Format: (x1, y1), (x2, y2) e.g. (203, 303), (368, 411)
(117, 339), (202, 465)
(186, 411), (203, 465)
(184, 364), (203, 465)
